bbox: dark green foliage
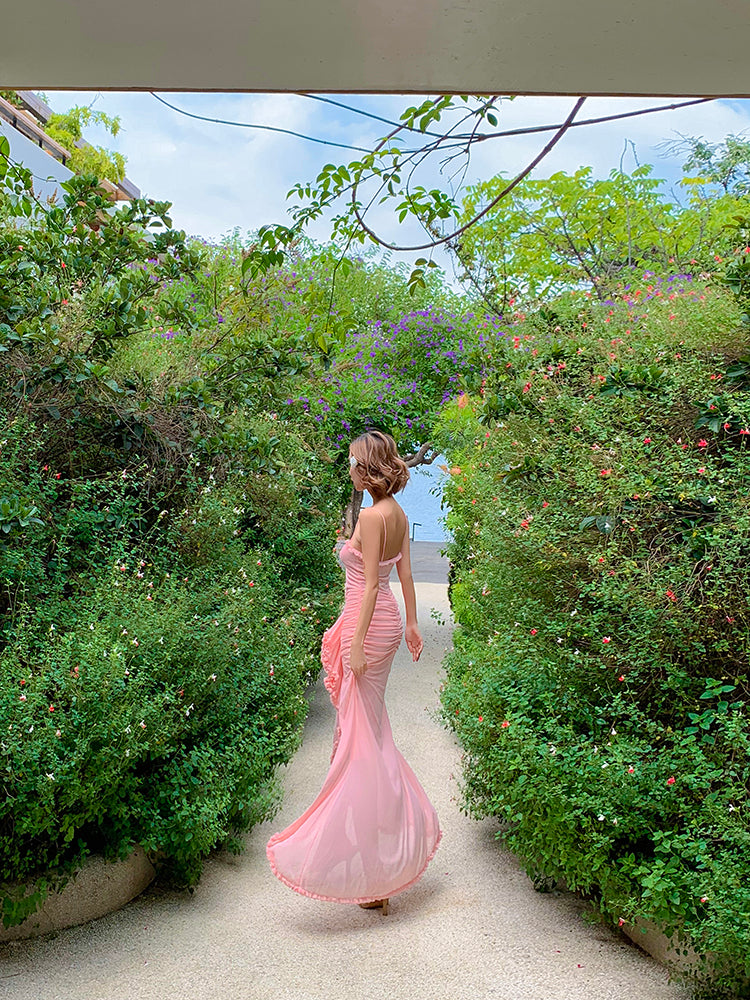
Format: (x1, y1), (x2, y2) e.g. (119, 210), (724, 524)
(0, 168), (343, 926)
(438, 272), (750, 996)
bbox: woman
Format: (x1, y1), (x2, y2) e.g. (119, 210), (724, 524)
(266, 430), (442, 914)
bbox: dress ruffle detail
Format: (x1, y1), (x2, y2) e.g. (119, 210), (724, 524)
(344, 540), (402, 566)
(266, 827), (443, 905)
(320, 616), (343, 709)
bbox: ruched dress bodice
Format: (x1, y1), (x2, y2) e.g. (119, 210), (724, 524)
(316, 539), (403, 753)
(341, 537), (402, 589)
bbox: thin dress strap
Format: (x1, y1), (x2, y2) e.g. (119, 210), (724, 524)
(376, 507), (387, 561)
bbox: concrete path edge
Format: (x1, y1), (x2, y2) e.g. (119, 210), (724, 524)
(0, 847), (156, 942)
(0, 845), (696, 978)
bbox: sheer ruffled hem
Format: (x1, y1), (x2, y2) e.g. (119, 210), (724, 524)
(266, 827), (443, 905)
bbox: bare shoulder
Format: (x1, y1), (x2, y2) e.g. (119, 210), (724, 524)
(358, 506), (380, 524)
(357, 506), (382, 535)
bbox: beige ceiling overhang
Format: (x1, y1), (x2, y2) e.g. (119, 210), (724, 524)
(1, 0), (749, 95)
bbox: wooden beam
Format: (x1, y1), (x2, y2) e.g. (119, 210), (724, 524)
(0, 95), (71, 162)
(7, 91), (141, 200)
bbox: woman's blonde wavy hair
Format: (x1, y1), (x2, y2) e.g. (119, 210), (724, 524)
(350, 430), (410, 498)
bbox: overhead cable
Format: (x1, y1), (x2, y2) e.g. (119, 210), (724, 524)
(150, 92), (375, 153)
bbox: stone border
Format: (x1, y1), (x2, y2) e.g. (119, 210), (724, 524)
(622, 917), (701, 973)
(0, 847), (155, 942)
(552, 875), (702, 975)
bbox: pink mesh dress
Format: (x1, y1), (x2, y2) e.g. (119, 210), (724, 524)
(266, 512), (442, 905)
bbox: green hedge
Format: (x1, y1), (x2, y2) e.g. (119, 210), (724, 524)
(1, 508), (340, 927)
(438, 272), (750, 997)
(0, 180), (345, 928)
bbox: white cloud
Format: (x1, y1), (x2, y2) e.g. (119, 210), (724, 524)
(44, 91), (750, 252)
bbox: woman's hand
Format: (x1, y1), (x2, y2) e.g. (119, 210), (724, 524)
(405, 623), (423, 662)
(349, 641), (368, 677)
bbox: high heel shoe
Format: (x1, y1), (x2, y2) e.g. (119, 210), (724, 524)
(358, 898), (389, 915)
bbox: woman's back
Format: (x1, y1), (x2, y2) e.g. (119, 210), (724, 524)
(350, 498), (407, 563)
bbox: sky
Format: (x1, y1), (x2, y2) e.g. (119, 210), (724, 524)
(44, 91), (750, 275)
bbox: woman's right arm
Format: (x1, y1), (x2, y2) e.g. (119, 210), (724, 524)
(395, 521), (423, 662)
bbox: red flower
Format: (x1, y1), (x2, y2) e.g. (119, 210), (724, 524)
(541, 500), (549, 508)
(49, 705), (54, 713)
(501, 720), (510, 728)
(698, 439), (708, 448)
(530, 628), (538, 635)
(643, 438), (651, 444)
(478, 716), (483, 722)
(602, 636), (612, 644)
(666, 776), (676, 786)
(600, 469), (612, 477)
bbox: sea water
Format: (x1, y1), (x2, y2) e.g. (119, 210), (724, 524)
(362, 459), (449, 542)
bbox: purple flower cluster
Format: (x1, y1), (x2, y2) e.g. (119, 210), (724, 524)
(285, 308), (509, 447)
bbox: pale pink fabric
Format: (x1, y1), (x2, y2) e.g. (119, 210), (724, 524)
(266, 538), (442, 904)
